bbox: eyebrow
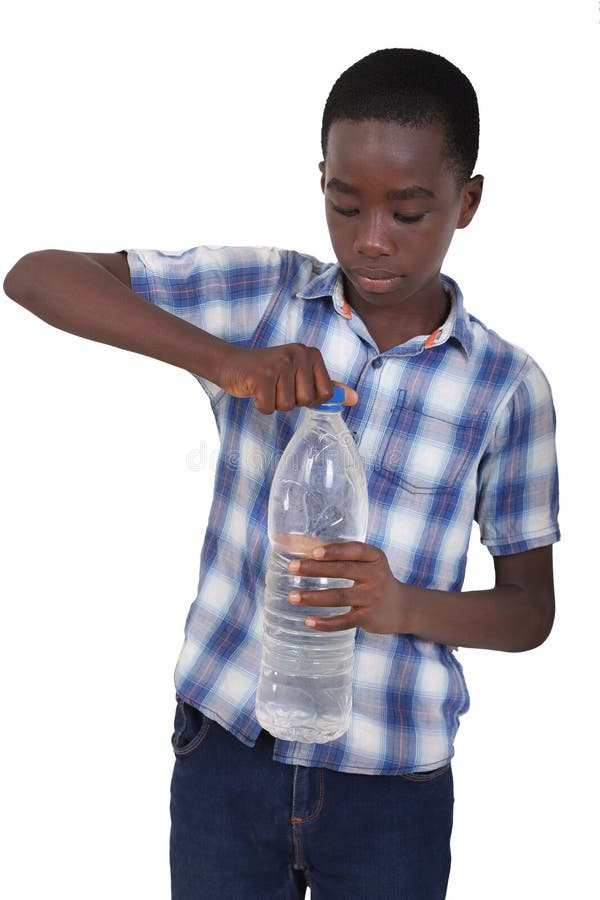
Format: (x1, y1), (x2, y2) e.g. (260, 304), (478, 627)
(326, 178), (435, 201)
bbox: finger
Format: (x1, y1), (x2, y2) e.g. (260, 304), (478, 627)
(287, 558), (365, 581)
(252, 376), (277, 415)
(310, 349), (335, 403)
(312, 541), (380, 562)
(294, 353), (318, 407)
(275, 366), (298, 411)
(332, 380), (359, 407)
(304, 612), (359, 632)
(288, 586), (356, 607)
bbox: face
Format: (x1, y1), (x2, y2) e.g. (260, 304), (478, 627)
(320, 119), (483, 323)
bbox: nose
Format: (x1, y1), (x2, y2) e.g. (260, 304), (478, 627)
(353, 211), (394, 257)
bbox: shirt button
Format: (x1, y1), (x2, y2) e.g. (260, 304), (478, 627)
(371, 357), (383, 369)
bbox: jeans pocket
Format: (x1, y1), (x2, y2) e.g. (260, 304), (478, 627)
(171, 695), (212, 757)
(399, 762), (452, 783)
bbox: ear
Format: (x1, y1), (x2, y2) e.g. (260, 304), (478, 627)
(457, 174), (484, 229)
(319, 160), (325, 194)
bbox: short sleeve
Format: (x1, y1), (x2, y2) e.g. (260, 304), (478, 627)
(475, 357), (560, 555)
(125, 245), (287, 399)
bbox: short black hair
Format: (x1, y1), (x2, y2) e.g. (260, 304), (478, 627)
(321, 48), (479, 185)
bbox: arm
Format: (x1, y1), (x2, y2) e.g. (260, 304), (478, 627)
(286, 542), (555, 652)
(399, 544), (555, 651)
(3, 250), (237, 386)
(3, 249), (357, 412)
(287, 358), (559, 648)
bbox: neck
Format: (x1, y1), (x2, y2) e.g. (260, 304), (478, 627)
(344, 277), (450, 353)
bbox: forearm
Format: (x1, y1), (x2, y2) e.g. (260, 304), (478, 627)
(402, 581), (554, 652)
(3, 250), (230, 382)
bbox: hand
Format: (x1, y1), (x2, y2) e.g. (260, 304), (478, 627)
(287, 542), (409, 635)
(218, 343), (358, 414)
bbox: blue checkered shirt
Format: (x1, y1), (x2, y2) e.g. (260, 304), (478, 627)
(126, 245), (560, 775)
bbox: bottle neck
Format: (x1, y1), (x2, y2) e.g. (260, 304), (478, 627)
(308, 407), (343, 420)
(308, 405), (344, 416)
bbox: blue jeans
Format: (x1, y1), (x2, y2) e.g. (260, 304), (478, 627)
(170, 696), (454, 899)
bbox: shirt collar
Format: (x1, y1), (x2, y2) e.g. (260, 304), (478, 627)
(295, 264), (473, 357)
(436, 274), (473, 358)
(295, 263), (342, 301)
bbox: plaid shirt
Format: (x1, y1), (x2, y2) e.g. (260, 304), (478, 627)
(126, 245), (560, 775)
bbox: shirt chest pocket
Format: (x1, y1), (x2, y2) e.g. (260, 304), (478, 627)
(376, 404), (488, 495)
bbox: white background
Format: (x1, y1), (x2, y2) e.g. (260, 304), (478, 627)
(1, 1), (598, 897)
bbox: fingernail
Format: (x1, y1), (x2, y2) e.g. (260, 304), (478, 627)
(289, 592), (301, 603)
(289, 560), (300, 572)
(305, 618), (317, 627)
(312, 547), (325, 558)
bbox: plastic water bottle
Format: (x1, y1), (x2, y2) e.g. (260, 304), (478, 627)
(255, 386), (369, 743)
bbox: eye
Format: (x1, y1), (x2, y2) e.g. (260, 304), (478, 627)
(330, 203), (359, 217)
(394, 213), (426, 224)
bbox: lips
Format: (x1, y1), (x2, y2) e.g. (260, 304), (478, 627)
(351, 268), (405, 293)
(352, 268), (402, 279)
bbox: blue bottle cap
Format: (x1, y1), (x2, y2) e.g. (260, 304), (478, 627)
(313, 385), (346, 411)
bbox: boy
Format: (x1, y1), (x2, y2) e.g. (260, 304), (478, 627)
(4, 49), (559, 900)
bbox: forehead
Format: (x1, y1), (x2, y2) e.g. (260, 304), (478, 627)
(324, 119), (450, 187)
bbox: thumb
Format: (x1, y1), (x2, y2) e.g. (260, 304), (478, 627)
(332, 380), (358, 407)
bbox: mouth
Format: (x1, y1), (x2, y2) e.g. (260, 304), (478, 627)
(351, 268), (405, 292)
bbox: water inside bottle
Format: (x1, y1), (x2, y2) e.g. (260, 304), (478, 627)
(256, 539), (356, 743)
(256, 409), (368, 743)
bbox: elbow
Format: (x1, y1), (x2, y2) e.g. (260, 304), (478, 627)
(4, 249), (55, 304)
(524, 619), (554, 652)
(4, 251), (34, 300)
(520, 590), (555, 652)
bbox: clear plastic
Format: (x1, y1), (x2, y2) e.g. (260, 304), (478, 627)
(255, 388), (369, 743)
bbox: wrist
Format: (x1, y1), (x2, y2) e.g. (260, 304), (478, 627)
(394, 578), (419, 635)
(199, 334), (238, 386)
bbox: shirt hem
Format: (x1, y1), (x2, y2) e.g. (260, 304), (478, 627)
(175, 690), (457, 774)
(175, 693), (260, 748)
(269, 750), (455, 776)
